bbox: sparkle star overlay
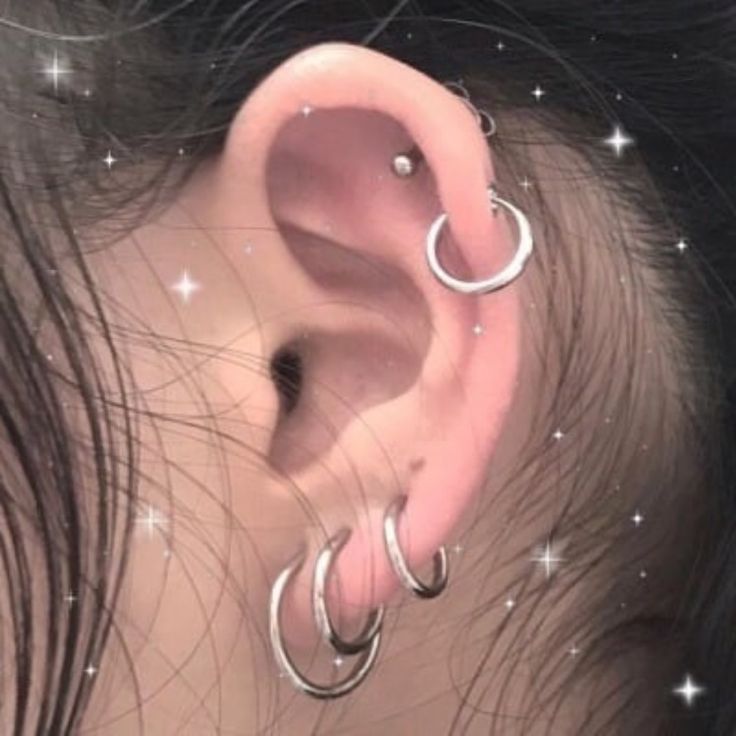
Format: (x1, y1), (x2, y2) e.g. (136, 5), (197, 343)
(672, 673), (705, 707)
(42, 49), (72, 94)
(171, 270), (201, 303)
(604, 125), (635, 157)
(135, 503), (168, 538)
(532, 539), (564, 579)
(103, 150), (118, 170)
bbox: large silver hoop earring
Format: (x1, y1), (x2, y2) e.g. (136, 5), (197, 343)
(425, 184), (534, 295)
(383, 495), (449, 599)
(269, 546), (382, 699)
(313, 528), (385, 655)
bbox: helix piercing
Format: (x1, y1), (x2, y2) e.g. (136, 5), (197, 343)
(391, 80), (497, 179)
(313, 527), (386, 655)
(383, 494), (449, 599)
(426, 184), (534, 296)
(269, 544), (383, 699)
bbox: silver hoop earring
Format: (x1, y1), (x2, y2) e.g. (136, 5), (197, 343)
(269, 545), (382, 699)
(383, 494), (449, 599)
(426, 184), (534, 296)
(313, 527), (385, 655)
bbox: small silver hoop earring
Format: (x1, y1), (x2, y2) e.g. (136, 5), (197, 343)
(313, 528), (385, 655)
(383, 495), (449, 599)
(269, 545), (382, 699)
(426, 185), (534, 296)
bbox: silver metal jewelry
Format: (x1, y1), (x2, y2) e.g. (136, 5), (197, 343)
(426, 184), (534, 295)
(384, 494), (449, 599)
(391, 80), (497, 179)
(313, 527), (385, 655)
(269, 544), (383, 699)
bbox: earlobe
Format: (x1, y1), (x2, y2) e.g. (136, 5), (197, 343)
(201, 42), (526, 654)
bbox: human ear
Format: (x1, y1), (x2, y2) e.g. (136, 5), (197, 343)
(192, 41), (523, 647)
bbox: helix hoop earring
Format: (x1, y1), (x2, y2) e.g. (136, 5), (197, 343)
(313, 527), (385, 655)
(269, 544), (383, 699)
(384, 494), (449, 599)
(426, 184), (534, 296)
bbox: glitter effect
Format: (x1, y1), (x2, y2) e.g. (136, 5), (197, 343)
(42, 49), (72, 94)
(673, 674), (705, 707)
(676, 238), (689, 252)
(631, 510), (645, 527)
(532, 540), (564, 579)
(604, 125), (635, 157)
(531, 85), (546, 102)
(135, 504), (168, 538)
(171, 270), (201, 303)
(103, 150), (118, 169)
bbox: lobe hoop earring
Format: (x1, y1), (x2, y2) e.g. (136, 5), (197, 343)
(269, 543), (383, 700)
(313, 527), (386, 655)
(384, 494), (448, 598)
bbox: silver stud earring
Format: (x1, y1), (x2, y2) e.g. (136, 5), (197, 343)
(391, 80), (497, 179)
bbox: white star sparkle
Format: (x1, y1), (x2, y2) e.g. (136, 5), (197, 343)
(676, 238), (689, 252)
(520, 177), (533, 191)
(553, 429), (565, 441)
(135, 504), (168, 538)
(604, 125), (635, 157)
(673, 673), (705, 707)
(496, 40), (506, 51)
(569, 644), (581, 657)
(64, 592), (77, 607)
(632, 510), (645, 527)
(504, 597), (516, 611)
(84, 664), (97, 678)
(531, 85), (546, 102)
(103, 150), (118, 169)
(42, 49), (72, 94)
(171, 270), (201, 303)
(472, 323), (485, 336)
(532, 540), (564, 579)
